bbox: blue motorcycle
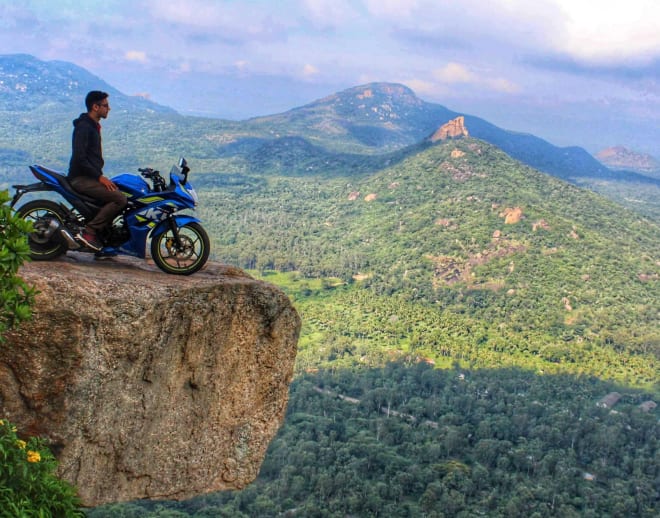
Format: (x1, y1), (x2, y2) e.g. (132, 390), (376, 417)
(10, 157), (210, 275)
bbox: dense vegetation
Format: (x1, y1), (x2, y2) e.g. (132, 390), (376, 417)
(88, 364), (658, 517)
(0, 190), (34, 339)
(192, 140), (659, 390)
(0, 419), (83, 517)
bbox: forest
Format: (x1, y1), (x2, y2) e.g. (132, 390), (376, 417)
(88, 363), (658, 517)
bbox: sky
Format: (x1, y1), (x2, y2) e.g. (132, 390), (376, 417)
(0, 0), (658, 157)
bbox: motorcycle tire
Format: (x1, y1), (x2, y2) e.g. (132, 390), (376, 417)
(150, 221), (210, 275)
(16, 200), (69, 260)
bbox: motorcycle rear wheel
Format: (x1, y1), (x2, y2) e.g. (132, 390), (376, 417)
(17, 200), (69, 260)
(150, 222), (210, 275)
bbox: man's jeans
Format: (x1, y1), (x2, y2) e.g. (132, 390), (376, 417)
(69, 176), (127, 233)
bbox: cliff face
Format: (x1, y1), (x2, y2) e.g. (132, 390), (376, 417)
(0, 254), (300, 506)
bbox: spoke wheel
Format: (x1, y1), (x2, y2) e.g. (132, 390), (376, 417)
(150, 222), (210, 275)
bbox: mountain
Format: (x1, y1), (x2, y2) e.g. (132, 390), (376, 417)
(2, 55), (658, 516)
(0, 53), (175, 113)
(0, 54), (615, 179)
(200, 137), (659, 389)
(1, 54), (658, 214)
(247, 82), (612, 181)
(2, 55), (654, 387)
(596, 146), (660, 177)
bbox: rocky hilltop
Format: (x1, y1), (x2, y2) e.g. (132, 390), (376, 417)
(595, 146), (660, 176)
(429, 116), (469, 142)
(0, 254), (300, 506)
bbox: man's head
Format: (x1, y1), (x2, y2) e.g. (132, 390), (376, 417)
(85, 90), (110, 121)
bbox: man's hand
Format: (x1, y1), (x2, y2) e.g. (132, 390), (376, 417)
(99, 175), (118, 191)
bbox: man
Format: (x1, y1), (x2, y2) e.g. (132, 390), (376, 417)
(68, 90), (127, 251)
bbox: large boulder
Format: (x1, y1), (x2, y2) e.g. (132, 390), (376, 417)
(0, 253), (300, 506)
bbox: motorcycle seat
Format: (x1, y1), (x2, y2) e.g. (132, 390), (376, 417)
(32, 165), (100, 205)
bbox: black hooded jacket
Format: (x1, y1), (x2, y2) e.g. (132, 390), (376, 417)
(68, 113), (103, 179)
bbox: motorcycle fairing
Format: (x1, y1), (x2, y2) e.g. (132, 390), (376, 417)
(121, 204), (200, 258)
(112, 173), (151, 198)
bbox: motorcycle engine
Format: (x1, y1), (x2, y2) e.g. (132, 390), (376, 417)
(104, 219), (130, 247)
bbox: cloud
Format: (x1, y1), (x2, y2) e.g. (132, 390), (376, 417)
(301, 0), (359, 30)
(363, 0), (421, 19)
(125, 50), (148, 64)
(302, 64), (320, 78)
(431, 62), (520, 94)
(364, 0), (659, 67)
(486, 77), (521, 94)
(550, 0), (660, 64)
(145, 0), (292, 43)
(398, 78), (453, 99)
(433, 63), (476, 84)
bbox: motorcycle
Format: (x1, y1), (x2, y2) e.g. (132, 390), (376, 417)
(10, 157), (210, 275)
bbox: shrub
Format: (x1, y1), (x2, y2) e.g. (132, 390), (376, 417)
(1, 191), (79, 515)
(0, 189), (35, 339)
(0, 418), (83, 517)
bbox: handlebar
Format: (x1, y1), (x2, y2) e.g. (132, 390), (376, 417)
(138, 167), (167, 192)
(138, 167), (158, 177)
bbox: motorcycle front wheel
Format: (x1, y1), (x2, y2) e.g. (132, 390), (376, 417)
(150, 222), (210, 275)
(16, 200), (69, 260)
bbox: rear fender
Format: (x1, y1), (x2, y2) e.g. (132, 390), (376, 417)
(10, 182), (54, 208)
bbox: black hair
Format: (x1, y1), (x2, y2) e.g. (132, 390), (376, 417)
(85, 90), (109, 111)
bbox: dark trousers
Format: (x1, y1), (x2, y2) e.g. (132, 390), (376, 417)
(69, 176), (128, 233)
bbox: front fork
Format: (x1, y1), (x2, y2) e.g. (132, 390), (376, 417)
(151, 214), (201, 246)
(165, 215), (184, 250)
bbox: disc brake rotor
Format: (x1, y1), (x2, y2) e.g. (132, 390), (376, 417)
(31, 216), (59, 244)
(164, 235), (195, 259)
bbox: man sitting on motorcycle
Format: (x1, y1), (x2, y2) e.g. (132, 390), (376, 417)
(68, 90), (127, 251)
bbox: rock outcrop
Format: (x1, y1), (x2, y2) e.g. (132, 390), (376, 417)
(0, 253), (300, 506)
(595, 146), (660, 175)
(429, 116), (469, 142)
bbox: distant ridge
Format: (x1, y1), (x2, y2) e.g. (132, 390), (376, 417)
(0, 53), (175, 113)
(596, 146), (660, 177)
(252, 81), (612, 180)
(0, 55), (626, 180)
(0, 54), (658, 218)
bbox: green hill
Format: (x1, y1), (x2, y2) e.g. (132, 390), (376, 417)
(197, 138), (659, 390)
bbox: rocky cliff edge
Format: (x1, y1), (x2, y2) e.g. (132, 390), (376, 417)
(0, 253), (300, 506)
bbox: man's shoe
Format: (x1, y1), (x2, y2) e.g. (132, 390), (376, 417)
(78, 229), (103, 251)
(94, 247), (119, 259)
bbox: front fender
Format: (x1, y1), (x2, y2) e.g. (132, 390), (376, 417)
(151, 215), (201, 238)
